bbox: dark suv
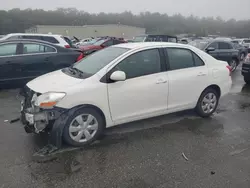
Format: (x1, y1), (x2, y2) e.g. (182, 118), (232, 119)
(189, 40), (240, 71)
(241, 49), (250, 84)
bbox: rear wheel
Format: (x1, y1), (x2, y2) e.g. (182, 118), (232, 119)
(228, 59), (238, 72)
(244, 77), (250, 85)
(240, 53), (245, 61)
(195, 88), (219, 117)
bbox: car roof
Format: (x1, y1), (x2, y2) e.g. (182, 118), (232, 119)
(0, 39), (60, 46)
(5, 33), (62, 37)
(115, 42), (190, 50)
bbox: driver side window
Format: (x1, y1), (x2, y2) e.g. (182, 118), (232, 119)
(114, 49), (161, 79)
(208, 42), (219, 49)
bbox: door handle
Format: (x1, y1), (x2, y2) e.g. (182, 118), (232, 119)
(197, 72), (207, 76)
(44, 57), (49, 62)
(156, 79), (167, 84)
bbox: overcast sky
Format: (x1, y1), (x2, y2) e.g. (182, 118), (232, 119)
(2, 0), (250, 20)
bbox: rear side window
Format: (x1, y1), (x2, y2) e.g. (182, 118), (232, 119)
(23, 43), (56, 54)
(0, 43), (17, 56)
(193, 53), (204, 66)
(42, 36), (59, 44)
(166, 48), (194, 70)
(219, 42), (232, 49)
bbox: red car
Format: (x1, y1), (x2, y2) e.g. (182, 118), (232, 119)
(79, 37), (126, 56)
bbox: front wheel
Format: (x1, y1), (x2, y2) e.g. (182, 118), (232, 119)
(63, 108), (105, 147)
(195, 88), (219, 117)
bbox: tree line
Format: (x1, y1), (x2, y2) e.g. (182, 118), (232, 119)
(0, 8), (250, 37)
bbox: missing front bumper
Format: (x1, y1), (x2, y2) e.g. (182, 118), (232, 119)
(21, 107), (66, 133)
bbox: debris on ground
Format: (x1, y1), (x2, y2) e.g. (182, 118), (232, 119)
(182, 152), (189, 161)
(229, 148), (249, 156)
(211, 171), (215, 175)
(4, 120), (8, 123)
(10, 118), (20, 123)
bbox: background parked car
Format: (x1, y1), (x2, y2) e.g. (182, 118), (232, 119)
(0, 33), (74, 48)
(232, 43), (248, 60)
(242, 53), (250, 84)
(132, 35), (177, 43)
(78, 37), (126, 56)
(0, 39), (83, 87)
(189, 39), (240, 71)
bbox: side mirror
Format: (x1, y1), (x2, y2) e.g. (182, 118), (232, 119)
(100, 44), (106, 48)
(206, 47), (215, 52)
(110, 71), (126, 82)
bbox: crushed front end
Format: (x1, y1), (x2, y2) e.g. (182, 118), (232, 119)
(20, 86), (65, 134)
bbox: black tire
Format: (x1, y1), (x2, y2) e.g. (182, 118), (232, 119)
(63, 108), (105, 147)
(228, 59), (238, 72)
(244, 77), (250, 85)
(195, 88), (219, 118)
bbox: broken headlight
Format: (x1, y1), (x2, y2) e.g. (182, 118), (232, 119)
(34, 92), (66, 109)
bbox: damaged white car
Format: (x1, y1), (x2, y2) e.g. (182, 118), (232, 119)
(20, 42), (232, 147)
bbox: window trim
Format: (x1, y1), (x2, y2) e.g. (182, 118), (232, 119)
(164, 47), (205, 71)
(0, 41), (57, 58)
(21, 42), (57, 55)
(100, 48), (166, 83)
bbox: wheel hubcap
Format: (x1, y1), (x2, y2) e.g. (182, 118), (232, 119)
(201, 93), (217, 114)
(69, 114), (98, 143)
(241, 54), (245, 60)
(230, 60), (237, 71)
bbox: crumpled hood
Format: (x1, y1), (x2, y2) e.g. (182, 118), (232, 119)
(27, 70), (83, 93)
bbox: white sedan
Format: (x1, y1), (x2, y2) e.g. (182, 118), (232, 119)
(21, 42), (232, 147)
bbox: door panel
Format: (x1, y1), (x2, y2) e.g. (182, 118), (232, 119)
(107, 48), (168, 123)
(20, 43), (57, 79)
(165, 47), (209, 111)
(167, 66), (209, 111)
(108, 73), (168, 123)
(0, 56), (23, 82)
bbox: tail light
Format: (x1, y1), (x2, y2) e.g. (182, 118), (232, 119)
(76, 53), (84, 62)
(226, 65), (232, 76)
(64, 45), (71, 48)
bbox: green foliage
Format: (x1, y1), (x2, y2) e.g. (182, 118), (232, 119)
(0, 8), (249, 37)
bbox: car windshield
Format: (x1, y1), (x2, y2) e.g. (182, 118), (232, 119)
(93, 39), (107, 46)
(133, 36), (146, 42)
(189, 40), (209, 49)
(243, 40), (250, 43)
(73, 47), (129, 75)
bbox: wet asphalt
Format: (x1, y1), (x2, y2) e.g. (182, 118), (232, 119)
(1, 66), (250, 188)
